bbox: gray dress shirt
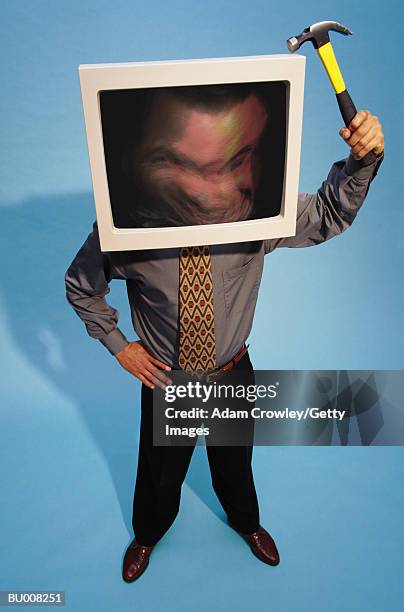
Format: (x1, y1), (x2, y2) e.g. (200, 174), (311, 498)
(65, 153), (383, 368)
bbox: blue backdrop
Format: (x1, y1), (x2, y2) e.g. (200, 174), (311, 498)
(1, 1), (403, 611)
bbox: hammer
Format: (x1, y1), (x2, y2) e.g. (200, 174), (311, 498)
(286, 21), (376, 162)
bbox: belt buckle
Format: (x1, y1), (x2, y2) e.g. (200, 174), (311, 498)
(205, 366), (221, 383)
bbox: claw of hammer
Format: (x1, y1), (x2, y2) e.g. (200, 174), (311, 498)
(286, 21), (352, 54)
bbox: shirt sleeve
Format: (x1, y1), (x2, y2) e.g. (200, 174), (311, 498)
(64, 220), (130, 355)
(264, 151), (384, 254)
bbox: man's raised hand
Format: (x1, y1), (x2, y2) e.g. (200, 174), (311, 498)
(339, 110), (384, 160)
(115, 341), (172, 389)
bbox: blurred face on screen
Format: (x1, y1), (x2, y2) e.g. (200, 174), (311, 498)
(129, 90), (268, 226)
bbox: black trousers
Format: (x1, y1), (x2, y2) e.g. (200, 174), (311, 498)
(131, 351), (260, 546)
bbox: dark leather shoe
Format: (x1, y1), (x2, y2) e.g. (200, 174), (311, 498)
(230, 523), (280, 566)
(122, 539), (154, 582)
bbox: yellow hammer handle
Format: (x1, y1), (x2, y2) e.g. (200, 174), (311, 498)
(317, 42), (346, 94)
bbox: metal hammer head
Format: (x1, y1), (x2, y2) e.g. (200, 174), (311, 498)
(287, 21), (352, 53)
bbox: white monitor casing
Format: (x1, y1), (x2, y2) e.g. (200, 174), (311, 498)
(78, 54), (305, 251)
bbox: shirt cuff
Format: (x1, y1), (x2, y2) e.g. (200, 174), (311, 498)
(344, 150), (384, 180)
(98, 328), (130, 355)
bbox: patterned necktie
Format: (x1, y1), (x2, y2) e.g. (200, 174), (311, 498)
(178, 245), (217, 374)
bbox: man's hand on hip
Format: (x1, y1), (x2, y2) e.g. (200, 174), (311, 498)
(339, 110), (384, 160)
(115, 341), (172, 389)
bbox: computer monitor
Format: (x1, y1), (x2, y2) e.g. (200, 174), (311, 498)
(78, 54), (305, 251)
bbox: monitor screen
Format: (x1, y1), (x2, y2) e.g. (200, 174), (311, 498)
(99, 81), (286, 229)
(79, 55), (305, 250)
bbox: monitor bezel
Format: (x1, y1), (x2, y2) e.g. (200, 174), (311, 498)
(78, 54), (305, 251)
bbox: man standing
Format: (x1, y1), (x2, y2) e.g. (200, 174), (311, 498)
(65, 104), (384, 581)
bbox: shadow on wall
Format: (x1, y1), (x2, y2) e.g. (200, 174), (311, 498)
(0, 192), (225, 535)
